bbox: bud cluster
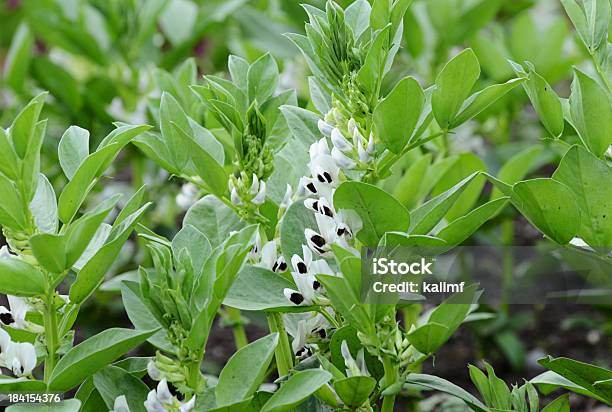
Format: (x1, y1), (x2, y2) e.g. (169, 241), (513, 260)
(318, 108), (375, 172)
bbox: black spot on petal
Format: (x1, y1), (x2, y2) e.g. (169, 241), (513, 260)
(297, 262), (308, 274)
(313, 280), (321, 290)
(316, 329), (326, 338)
(311, 234), (326, 248)
(290, 293), (304, 305)
(306, 183), (317, 193)
(0, 313), (14, 325)
(323, 172), (333, 183)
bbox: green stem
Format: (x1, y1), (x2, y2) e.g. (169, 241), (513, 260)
(267, 313), (293, 377)
(591, 51), (611, 94)
(185, 359), (203, 395)
(381, 357), (397, 412)
(501, 219), (514, 314)
(226, 306), (248, 349)
(43, 291), (58, 383)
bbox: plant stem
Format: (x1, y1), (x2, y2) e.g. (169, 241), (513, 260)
(226, 306), (248, 349)
(267, 312), (293, 377)
(43, 291), (58, 383)
(381, 357), (397, 412)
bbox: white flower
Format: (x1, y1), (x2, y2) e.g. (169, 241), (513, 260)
(258, 240), (287, 273)
(290, 313), (328, 356)
(331, 147), (356, 169)
(145, 379), (173, 412)
(304, 197), (334, 218)
(331, 128), (352, 153)
(144, 379), (195, 412)
(6, 341), (36, 377)
(340, 340), (369, 377)
(335, 209), (362, 240)
(111, 395), (131, 412)
(309, 138), (330, 159)
(0, 296), (31, 329)
(283, 246), (336, 306)
(280, 184), (293, 209)
(308, 154), (340, 187)
(317, 119), (333, 137)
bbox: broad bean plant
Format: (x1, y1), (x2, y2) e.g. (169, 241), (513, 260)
(0, 0), (611, 412)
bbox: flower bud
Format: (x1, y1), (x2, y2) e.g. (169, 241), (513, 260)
(252, 181), (266, 205)
(317, 119), (333, 137)
(331, 128), (352, 153)
(331, 147), (356, 169)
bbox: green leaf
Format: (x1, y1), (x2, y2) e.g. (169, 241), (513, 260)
(568, 69), (612, 157)
(172, 224), (211, 276)
(172, 122), (228, 197)
(437, 197), (509, 246)
(225, 266), (306, 311)
(247, 53), (279, 103)
(357, 25), (391, 98)
(373, 76), (424, 153)
(59, 126), (90, 180)
(561, 0), (610, 52)
(58, 143), (120, 224)
(405, 374), (488, 412)
(431, 153), (485, 222)
(159, 92), (190, 171)
(49, 328), (157, 392)
(393, 154), (431, 209)
(531, 370), (608, 402)
(0, 258), (46, 296)
(541, 394), (570, 412)
(432, 49), (480, 129)
(261, 369), (332, 412)
(3, 23), (33, 93)
(491, 145), (543, 200)
(229, 55), (250, 91)
(410, 172), (479, 235)
(0, 174), (27, 230)
(7, 399), (81, 412)
(538, 356), (612, 405)
(510, 61), (564, 138)
(216, 334), (279, 406)
(0, 127), (20, 180)
(552, 145), (612, 248)
(451, 78), (524, 127)
(510, 178), (580, 244)
(29, 233), (67, 274)
(69, 204), (150, 304)
(30, 174), (59, 234)
(93, 366), (149, 412)
(407, 322), (450, 354)
(334, 181), (410, 245)
(10, 92), (47, 159)
(0, 378), (47, 393)
(184, 195), (243, 248)
(120, 281), (175, 353)
(333, 376), (376, 408)
(280, 201), (317, 263)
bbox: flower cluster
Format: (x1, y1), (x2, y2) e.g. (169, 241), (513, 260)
(229, 173), (267, 207)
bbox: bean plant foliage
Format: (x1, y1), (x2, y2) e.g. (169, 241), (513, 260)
(0, 0), (611, 411)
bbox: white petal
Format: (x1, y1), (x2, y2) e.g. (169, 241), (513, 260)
(156, 379), (173, 404)
(252, 181), (266, 205)
(301, 245), (313, 266)
(283, 288), (306, 306)
(249, 174), (259, 194)
(7, 342), (36, 376)
(260, 240), (277, 269)
(113, 395), (131, 412)
(331, 147), (356, 170)
(367, 133), (375, 153)
(147, 360), (162, 381)
(144, 390), (166, 412)
(317, 119), (333, 137)
(0, 327), (11, 353)
(230, 188), (241, 205)
(7, 296), (29, 329)
(291, 254), (308, 274)
(331, 128), (352, 153)
(347, 118), (357, 136)
(180, 396), (196, 412)
(280, 184), (293, 208)
(309, 259), (335, 277)
(315, 213), (338, 242)
(358, 140), (370, 163)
